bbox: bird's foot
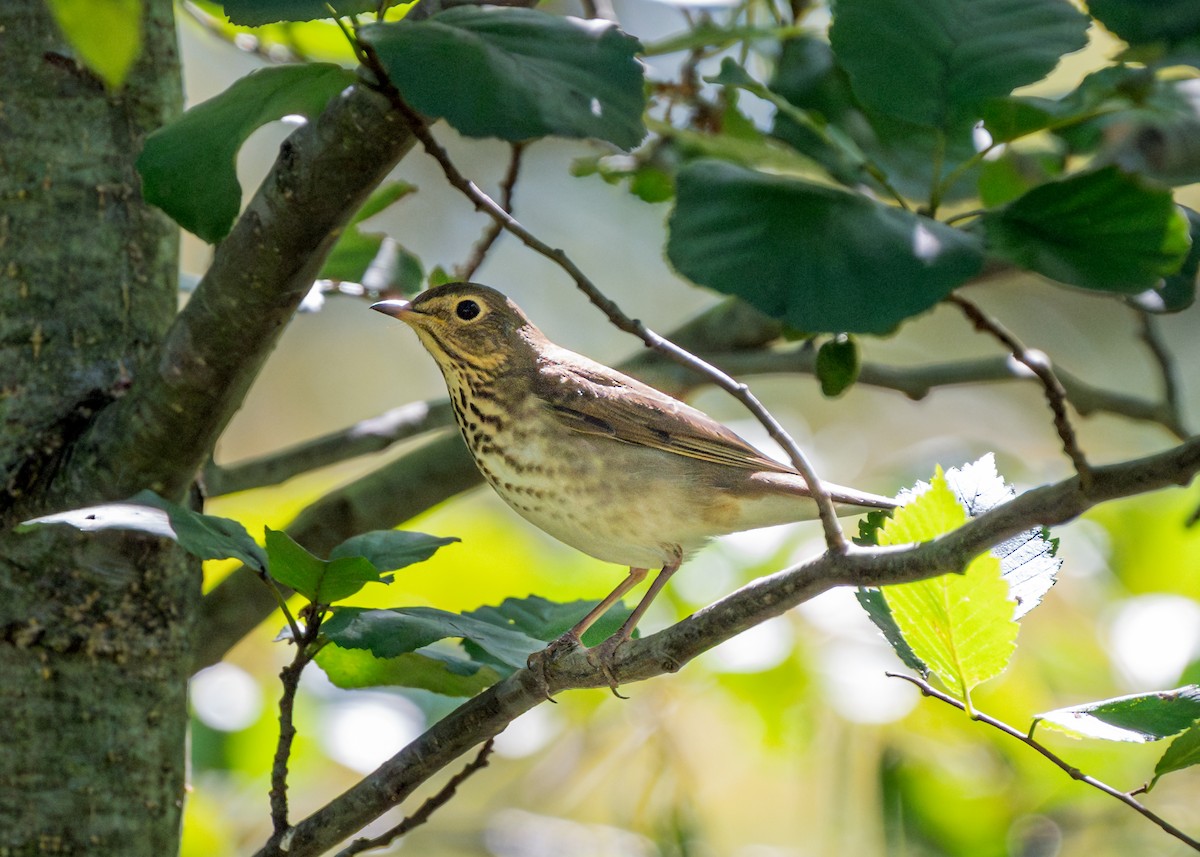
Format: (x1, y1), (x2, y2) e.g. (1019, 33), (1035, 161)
(526, 632), (583, 702)
(586, 634), (631, 699)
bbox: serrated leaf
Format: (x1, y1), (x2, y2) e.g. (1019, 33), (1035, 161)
(980, 166), (1192, 292)
(1151, 724), (1200, 789)
(46, 0), (143, 90)
(265, 528), (390, 604)
(314, 644), (499, 696)
(20, 490), (267, 573)
(329, 530), (459, 571)
(360, 8), (645, 149)
(856, 587), (928, 676)
(221, 0), (382, 25)
(137, 64), (356, 242)
(880, 468), (1018, 702)
(816, 335), (859, 398)
(910, 454), (1060, 619)
(668, 160), (983, 334)
(830, 0), (1088, 128)
(324, 606), (544, 671)
(1036, 685), (1200, 742)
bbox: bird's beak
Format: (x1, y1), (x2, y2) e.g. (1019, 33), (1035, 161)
(370, 299), (413, 321)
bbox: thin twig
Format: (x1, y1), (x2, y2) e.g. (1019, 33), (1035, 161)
(888, 672), (1200, 853)
(335, 739), (496, 856)
(356, 46), (848, 553)
(1136, 309), (1186, 436)
(204, 400), (455, 496)
(453, 142), (526, 282)
(947, 294), (1094, 491)
(267, 608), (325, 848)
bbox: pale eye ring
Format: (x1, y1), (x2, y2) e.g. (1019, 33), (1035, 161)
(456, 299), (481, 321)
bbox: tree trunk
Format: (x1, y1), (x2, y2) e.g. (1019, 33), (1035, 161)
(0, 1), (193, 854)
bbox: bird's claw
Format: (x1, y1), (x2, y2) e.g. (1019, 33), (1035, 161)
(586, 635), (630, 699)
(526, 632), (583, 702)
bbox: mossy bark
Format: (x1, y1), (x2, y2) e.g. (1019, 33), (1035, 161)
(0, 1), (194, 853)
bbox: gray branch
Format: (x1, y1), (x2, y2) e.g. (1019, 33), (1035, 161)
(253, 435), (1200, 857)
(53, 82), (415, 506)
(205, 312), (1182, 499)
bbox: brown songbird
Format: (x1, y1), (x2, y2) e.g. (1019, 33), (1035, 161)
(372, 284), (894, 673)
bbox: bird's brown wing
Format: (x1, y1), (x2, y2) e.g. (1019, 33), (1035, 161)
(533, 348), (798, 475)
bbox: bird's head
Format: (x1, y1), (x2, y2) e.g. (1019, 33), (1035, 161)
(371, 283), (542, 379)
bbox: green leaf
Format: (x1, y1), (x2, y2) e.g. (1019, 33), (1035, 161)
(323, 606), (545, 671)
(318, 184), (423, 288)
(328, 529), (459, 571)
(815, 335), (859, 397)
(46, 0), (143, 90)
(359, 8), (645, 149)
(978, 96), (1071, 144)
(977, 150), (1062, 208)
(137, 64), (357, 243)
(667, 160), (983, 334)
(463, 595), (634, 648)
(647, 117), (827, 180)
(1035, 685), (1200, 742)
(941, 454), (1058, 619)
(642, 22), (804, 57)
(1130, 205), (1200, 313)
(1088, 0), (1200, 48)
(855, 587), (928, 676)
(1152, 724), (1200, 789)
(830, 0), (1088, 128)
(314, 644), (499, 696)
(879, 468), (1019, 702)
(427, 265), (454, 288)
(221, 0), (383, 25)
(20, 490), (267, 573)
(265, 528), (391, 604)
(980, 167), (1192, 292)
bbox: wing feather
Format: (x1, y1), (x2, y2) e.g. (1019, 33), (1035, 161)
(533, 348), (796, 475)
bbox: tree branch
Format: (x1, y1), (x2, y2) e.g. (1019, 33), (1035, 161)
(453, 142), (526, 282)
(947, 294), (1093, 489)
(55, 82), (416, 505)
(203, 400), (455, 497)
(889, 672), (1200, 852)
(1137, 309), (1186, 436)
(206, 334), (1184, 499)
(253, 435), (1200, 857)
(333, 739), (495, 857)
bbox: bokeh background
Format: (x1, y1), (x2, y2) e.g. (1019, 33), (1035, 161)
(179, 4), (1200, 854)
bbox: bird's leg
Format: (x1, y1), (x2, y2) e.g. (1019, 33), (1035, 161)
(526, 566), (650, 700)
(589, 551), (683, 696)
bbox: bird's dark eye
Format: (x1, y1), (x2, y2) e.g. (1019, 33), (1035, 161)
(455, 299), (481, 321)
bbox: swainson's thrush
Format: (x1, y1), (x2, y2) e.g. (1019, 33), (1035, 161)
(372, 284), (894, 673)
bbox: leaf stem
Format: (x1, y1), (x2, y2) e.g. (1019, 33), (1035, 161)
(889, 671), (1200, 853)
